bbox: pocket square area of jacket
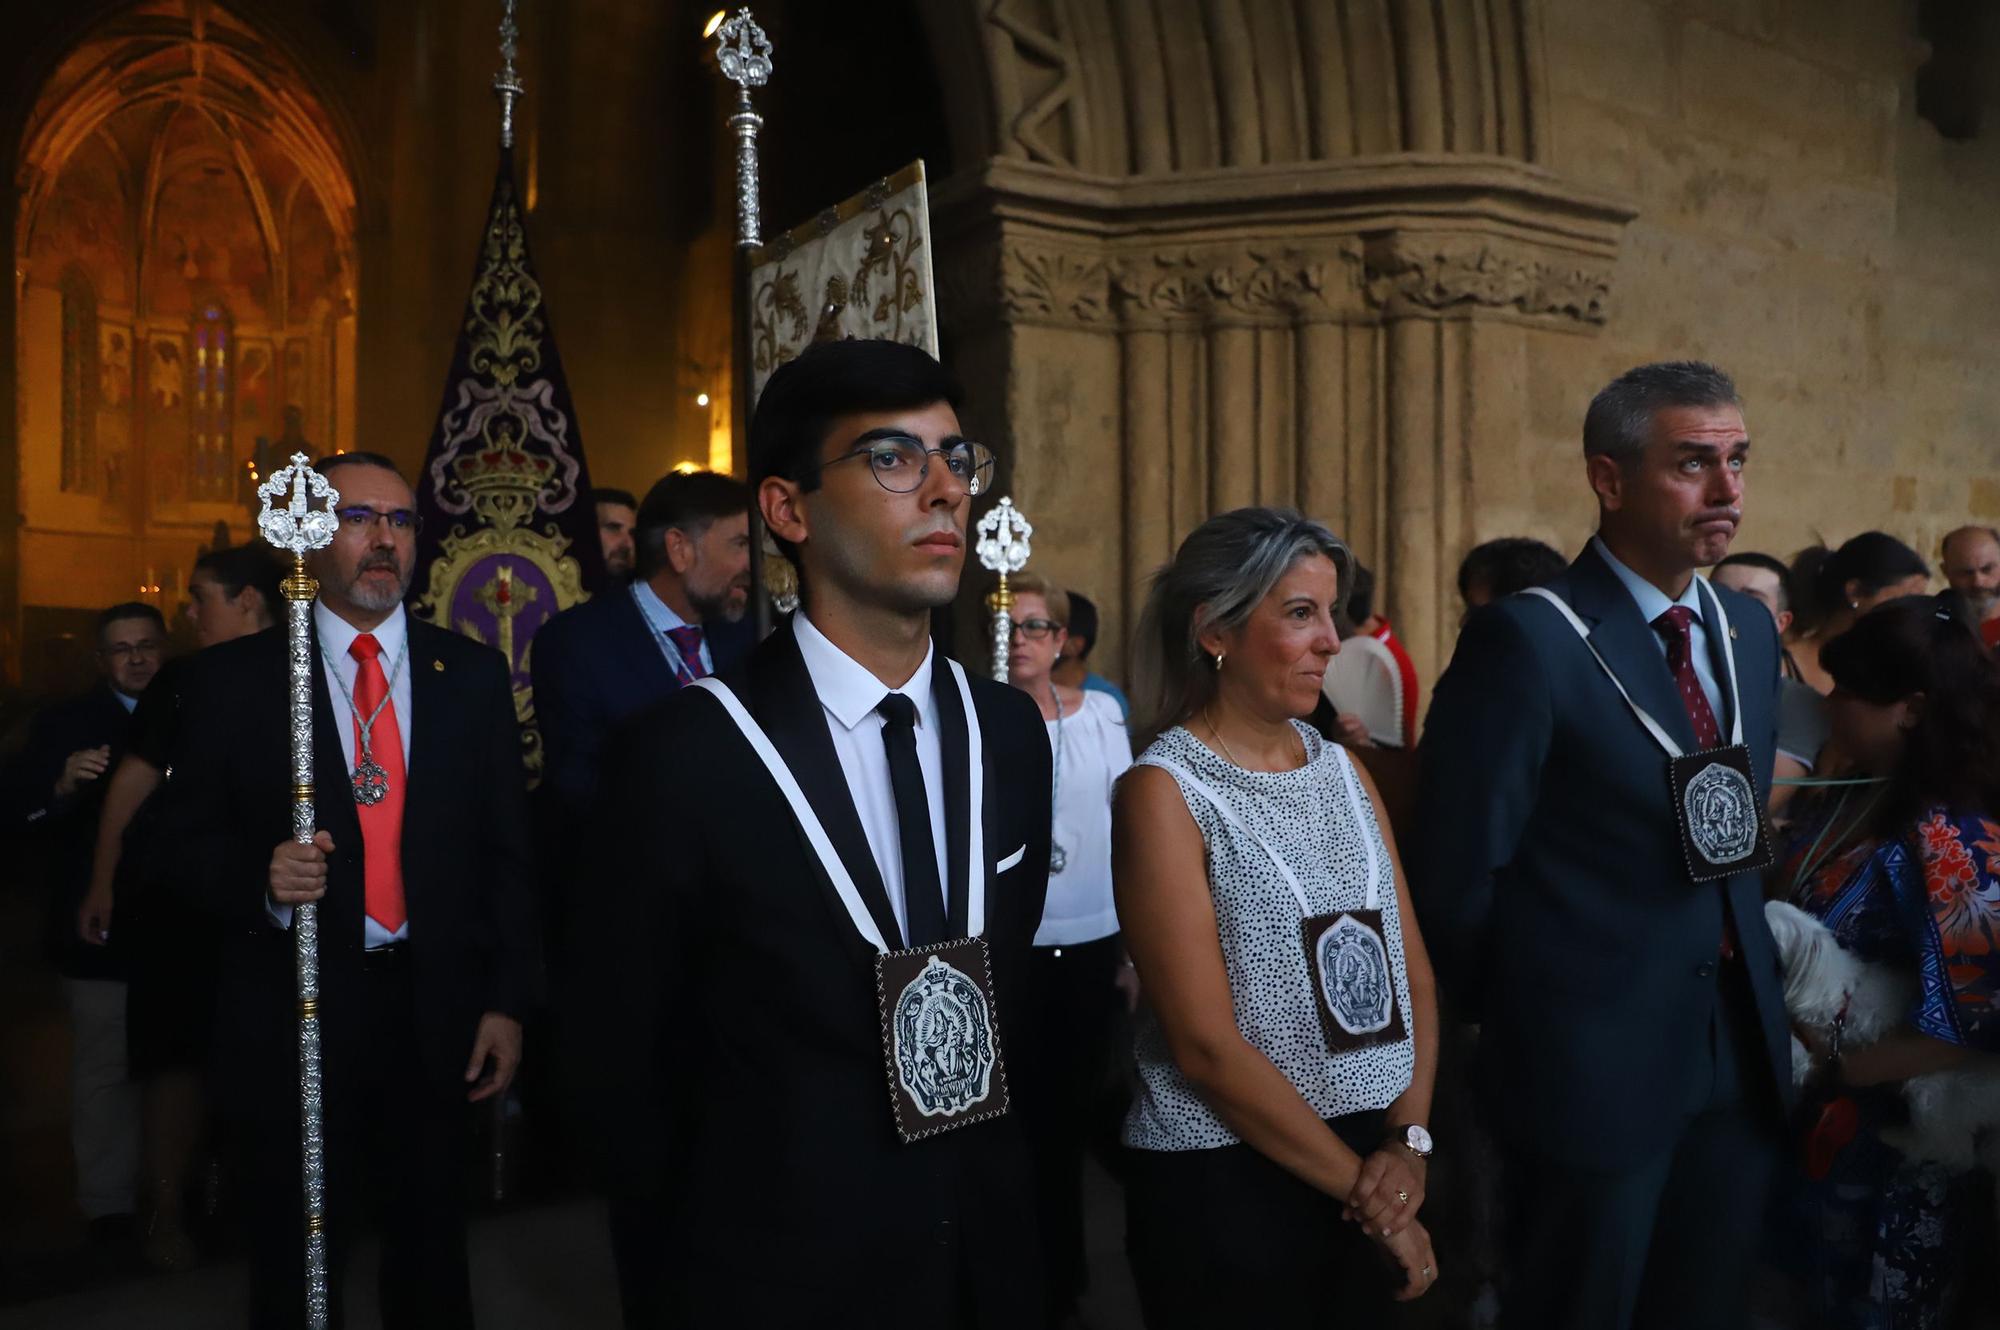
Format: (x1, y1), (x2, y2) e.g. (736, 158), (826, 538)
(997, 844), (1026, 873)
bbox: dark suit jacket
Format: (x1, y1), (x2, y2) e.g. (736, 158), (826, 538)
(2, 683), (135, 980)
(530, 584), (755, 817)
(589, 620), (1052, 1327)
(1412, 542), (1793, 1165)
(163, 615), (540, 1105)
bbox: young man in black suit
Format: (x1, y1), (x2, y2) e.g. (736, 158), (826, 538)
(1415, 362), (1791, 1330)
(165, 452), (539, 1328)
(593, 339), (1053, 1328)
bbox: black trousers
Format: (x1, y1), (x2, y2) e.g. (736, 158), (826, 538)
(1125, 1110), (1396, 1330)
(1012, 933), (1124, 1317)
(1499, 957), (1784, 1330)
(235, 947), (473, 1329)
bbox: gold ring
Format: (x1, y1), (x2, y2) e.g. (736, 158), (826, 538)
(1396, 1189), (1410, 1205)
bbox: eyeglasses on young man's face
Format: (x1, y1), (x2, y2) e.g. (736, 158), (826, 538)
(812, 432), (995, 497)
(1008, 618), (1062, 641)
(334, 505), (422, 533)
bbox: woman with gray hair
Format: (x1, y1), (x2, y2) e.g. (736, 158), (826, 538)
(1114, 507), (1441, 1326)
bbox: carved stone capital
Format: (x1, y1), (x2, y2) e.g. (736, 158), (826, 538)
(1108, 248), (1354, 328)
(1362, 233), (1615, 324)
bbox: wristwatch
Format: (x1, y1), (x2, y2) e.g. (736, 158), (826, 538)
(1394, 1124), (1434, 1159)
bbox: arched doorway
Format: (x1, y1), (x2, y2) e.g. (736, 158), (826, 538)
(11, 0), (357, 682)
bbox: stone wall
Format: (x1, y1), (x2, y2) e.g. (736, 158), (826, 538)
(1514, 0), (2000, 603)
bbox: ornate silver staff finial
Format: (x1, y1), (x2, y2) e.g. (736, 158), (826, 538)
(977, 498), (1034, 683)
(257, 452), (342, 558)
(494, 0), (525, 149)
(255, 451), (340, 1329)
(714, 8), (773, 248)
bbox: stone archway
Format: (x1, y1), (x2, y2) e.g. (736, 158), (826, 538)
(923, 0), (1635, 689)
(9, 0), (358, 673)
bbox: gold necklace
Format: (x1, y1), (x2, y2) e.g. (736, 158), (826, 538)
(1204, 705), (1302, 771)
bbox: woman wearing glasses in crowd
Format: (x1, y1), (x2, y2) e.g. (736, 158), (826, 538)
(1771, 596), (2000, 1330)
(1113, 508), (1440, 1327)
(997, 572), (1134, 1327)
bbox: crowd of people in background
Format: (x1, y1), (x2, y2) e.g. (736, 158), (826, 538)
(2, 342), (1996, 1330)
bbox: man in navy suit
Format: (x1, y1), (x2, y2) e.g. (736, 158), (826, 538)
(531, 469), (753, 822)
(1415, 362), (1792, 1330)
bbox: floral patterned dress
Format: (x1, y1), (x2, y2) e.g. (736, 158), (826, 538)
(1774, 804), (2000, 1328)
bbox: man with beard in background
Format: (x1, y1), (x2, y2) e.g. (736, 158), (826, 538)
(164, 451), (537, 1326)
(1940, 525), (2000, 649)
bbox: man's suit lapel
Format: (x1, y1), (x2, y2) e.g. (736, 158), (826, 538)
(402, 620), (447, 893)
(613, 584), (680, 698)
(1568, 545), (1700, 752)
(746, 625), (907, 952)
(930, 658), (972, 939)
(307, 620), (365, 947)
(1694, 580), (1742, 740)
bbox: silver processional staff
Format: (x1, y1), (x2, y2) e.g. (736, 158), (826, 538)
(255, 452), (340, 1329)
(976, 498), (1034, 683)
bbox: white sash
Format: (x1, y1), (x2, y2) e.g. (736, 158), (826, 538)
(1139, 740), (1379, 914)
(1521, 578), (1746, 759)
(692, 658), (987, 954)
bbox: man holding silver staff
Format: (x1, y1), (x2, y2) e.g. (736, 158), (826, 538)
(163, 450), (540, 1328)
(589, 339), (1052, 1327)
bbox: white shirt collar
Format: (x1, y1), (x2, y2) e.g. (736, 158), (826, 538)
(630, 578), (690, 633)
(314, 600), (409, 664)
(793, 610), (935, 733)
(1592, 535), (1703, 625)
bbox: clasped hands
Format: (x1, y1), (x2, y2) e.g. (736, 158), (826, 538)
(1346, 1142), (1437, 1301)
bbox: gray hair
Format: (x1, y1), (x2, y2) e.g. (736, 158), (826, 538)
(1583, 361), (1741, 469)
(1128, 507), (1351, 751)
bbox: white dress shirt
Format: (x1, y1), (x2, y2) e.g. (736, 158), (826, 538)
(1036, 690), (1131, 947)
(268, 601), (413, 946)
(631, 579), (714, 677)
(1592, 536), (1726, 724)
(793, 611), (950, 944)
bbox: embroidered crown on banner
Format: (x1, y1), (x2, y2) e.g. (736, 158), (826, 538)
(450, 429), (553, 534)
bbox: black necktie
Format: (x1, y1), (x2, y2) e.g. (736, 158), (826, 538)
(877, 692), (947, 948)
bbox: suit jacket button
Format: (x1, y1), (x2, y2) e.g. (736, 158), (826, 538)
(1696, 960), (1717, 979)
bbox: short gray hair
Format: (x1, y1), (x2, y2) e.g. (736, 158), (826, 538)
(1583, 361), (1741, 468)
(1128, 507), (1350, 750)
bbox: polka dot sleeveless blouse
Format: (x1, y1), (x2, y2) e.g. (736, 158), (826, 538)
(1123, 721), (1415, 1152)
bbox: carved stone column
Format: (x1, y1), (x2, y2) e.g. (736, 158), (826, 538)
(935, 158), (1634, 697)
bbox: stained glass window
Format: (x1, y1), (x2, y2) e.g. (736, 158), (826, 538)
(191, 302), (233, 501)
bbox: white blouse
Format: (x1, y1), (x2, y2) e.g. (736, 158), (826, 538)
(1036, 689), (1132, 947)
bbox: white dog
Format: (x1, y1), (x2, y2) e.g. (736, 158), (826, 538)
(1764, 898), (1999, 1169)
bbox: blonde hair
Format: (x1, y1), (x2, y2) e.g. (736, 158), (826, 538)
(1129, 507), (1350, 751)
(1003, 573), (1071, 628)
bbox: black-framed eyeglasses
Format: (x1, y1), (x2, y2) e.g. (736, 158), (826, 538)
(335, 506), (422, 533)
(1008, 618), (1062, 641)
(814, 433), (995, 497)
(99, 640), (164, 660)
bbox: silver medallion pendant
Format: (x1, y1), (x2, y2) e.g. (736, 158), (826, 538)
(874, 938), (1011, 1144)
(1049, 842), (1068, 874)
(352, 757), (390, 807)
(1667, 744), (1772, 883)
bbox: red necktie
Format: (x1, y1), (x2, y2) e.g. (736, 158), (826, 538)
(664, 624), (708, 683)
(1652, 607), (1721, 749)
(349, 633), (407, 933)
(1653, 607), (1737, 957)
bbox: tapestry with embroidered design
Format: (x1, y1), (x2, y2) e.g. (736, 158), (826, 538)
(410, 149), (602, 784)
